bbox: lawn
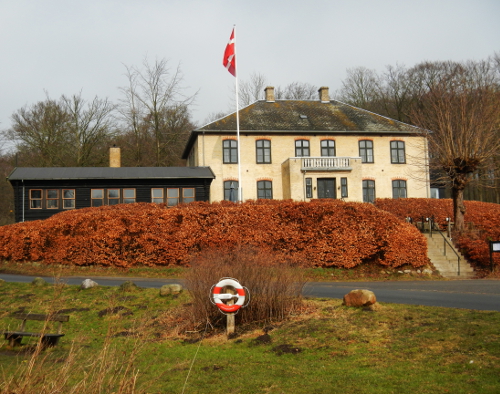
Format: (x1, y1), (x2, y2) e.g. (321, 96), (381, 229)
(0, 280), (499, 393)
(0, 259), (447, 282)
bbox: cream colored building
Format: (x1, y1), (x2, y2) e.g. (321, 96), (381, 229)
(182, 87), (430, 203)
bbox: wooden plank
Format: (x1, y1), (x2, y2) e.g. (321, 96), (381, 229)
(4, 331), (64, 337)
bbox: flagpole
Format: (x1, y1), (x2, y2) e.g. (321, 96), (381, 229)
(233, 25), (242, 202)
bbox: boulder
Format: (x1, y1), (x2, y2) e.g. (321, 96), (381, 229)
(119, 280), (139, 292)
(159, 284), (183, 296)
(81, 279), (99, 290)
(343, 289), (376, 307)
(363, 302), (383, 312)
(31, 277), (47, 287)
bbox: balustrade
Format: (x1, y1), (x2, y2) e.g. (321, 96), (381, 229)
(301, 157), (351, 170)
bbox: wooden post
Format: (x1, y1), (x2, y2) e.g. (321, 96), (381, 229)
(227, 313), (235, 336)
(226, 286), (235, 336)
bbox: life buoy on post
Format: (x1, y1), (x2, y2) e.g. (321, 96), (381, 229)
(212, 278), (246, 313)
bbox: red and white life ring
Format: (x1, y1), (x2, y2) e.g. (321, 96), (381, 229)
(212, 278), (246, 313)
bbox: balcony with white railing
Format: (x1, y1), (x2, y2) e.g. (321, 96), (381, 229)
(300, 157), (353, 171)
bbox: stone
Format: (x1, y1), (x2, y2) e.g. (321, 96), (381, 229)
(422, 269), (433, 275)
(159, 284), (183, 296)
(404, 270), (412, 274)
(343, 289), (376, 307)
(363, 302), (382, 312)
(31, 277), (47, 287)
(81, 279), (98, 289)
(119, 280), (139, 292)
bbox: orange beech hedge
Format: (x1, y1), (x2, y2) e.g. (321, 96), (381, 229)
(0, 200), (428, 269)
(375, 198), (500, 268)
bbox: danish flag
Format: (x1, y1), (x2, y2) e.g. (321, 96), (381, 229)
(223, 28), (236, 77)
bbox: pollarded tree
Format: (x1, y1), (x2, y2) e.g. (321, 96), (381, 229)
(409, 60), (500, 233)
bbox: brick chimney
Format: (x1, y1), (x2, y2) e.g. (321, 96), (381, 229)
(318, 87), (330, 103)
(109, 146), (121, 168)
(264, 86), (275, 102)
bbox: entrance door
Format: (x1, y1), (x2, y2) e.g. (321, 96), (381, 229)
(317, 178), (336, 199)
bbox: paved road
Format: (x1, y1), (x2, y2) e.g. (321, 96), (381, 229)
(303, 280), (500, 312)
(1, 273), (499, 312)
(0, 274), (180, 288)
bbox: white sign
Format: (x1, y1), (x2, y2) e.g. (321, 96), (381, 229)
(492, 242), (500, 252)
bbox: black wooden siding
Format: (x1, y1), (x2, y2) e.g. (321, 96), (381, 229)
(10, 177), (212, 222)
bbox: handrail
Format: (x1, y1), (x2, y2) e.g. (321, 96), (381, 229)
(429, 220), (461, 276)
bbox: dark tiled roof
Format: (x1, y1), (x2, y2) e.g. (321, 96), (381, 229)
(198, 100), (418, 133)
(8, 167), (215, 181)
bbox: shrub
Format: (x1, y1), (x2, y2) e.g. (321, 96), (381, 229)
(184, 246), (305, 329)
(0, 200), (428, 269)
(376, 198), (500, 269)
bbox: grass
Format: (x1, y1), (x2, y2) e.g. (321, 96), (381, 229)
(0, 280), (499, 393)
(0, 260), (449, 282)
(0, 260), (186, 279)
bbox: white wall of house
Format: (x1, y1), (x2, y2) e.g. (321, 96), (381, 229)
(189, 132), (430, 202)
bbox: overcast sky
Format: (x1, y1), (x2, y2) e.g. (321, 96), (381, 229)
(1, 0), (499, 146)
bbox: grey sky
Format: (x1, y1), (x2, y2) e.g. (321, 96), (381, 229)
(1, 0), (499, 145)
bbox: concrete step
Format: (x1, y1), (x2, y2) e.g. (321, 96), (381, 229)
(424, 232), (475, 279)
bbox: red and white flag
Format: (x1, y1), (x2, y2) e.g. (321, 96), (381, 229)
(223, 28), (236, 77)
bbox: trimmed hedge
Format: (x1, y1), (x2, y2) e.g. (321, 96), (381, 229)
(375, 198), (500, 268)
(0, 200), (428, 269)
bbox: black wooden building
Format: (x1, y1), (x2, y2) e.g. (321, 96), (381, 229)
(8, 167), (215, 222)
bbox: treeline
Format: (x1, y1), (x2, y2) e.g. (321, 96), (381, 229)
(0, 58), (197, 224)
(2, 58), (195, 169)
(1, 54), (499, 226)
(335, 54), (500, 206)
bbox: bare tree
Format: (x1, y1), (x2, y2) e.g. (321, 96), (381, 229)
(6, 92), (115, 167)
(0, 152), (14, 225)
(409, 60), (500, 232)
(61, 93), (116, 167)
(152, 104), (194, 166)
(119, 58), (196, 166)
(237, 72), (268, 107)
(202, 111), (231, 125)
(335, 67), (381, 110)
(7, 95), (72, 166)
(275, 82), (318, 100)
(235, 73), (319, 107)
(377, 64), (416, 122)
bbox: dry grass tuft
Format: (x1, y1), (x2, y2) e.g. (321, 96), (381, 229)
(183, 246), (305, 333)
